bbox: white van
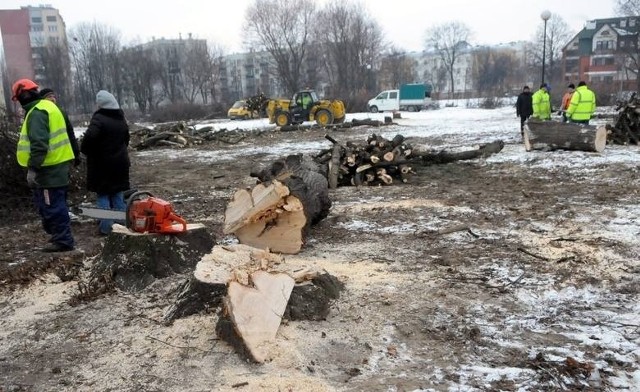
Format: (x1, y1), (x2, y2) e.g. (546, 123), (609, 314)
(367, 90), (400, 112)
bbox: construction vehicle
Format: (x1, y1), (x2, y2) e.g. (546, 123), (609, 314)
(79, 191), (187, 234)
(266, 90), (346, 127)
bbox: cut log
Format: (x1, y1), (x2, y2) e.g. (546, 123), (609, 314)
(524, 120), (606, 152)
(163, 244), (344, 324)
(414, 140), (505, 165)
(88, 223), (214, 292)
(216, 270), (294, 363)
(224, 181), (306, 254)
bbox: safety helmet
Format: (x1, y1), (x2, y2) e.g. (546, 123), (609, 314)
(11, 79), (39, 101)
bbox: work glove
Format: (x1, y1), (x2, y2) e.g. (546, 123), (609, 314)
(557, 111), (562, 116)
(26, 169), (38, 188)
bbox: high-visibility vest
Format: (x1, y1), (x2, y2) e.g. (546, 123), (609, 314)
(532, 90), (551, 119)
(16, 99), (75, 167)
(567, 86), (596, 121)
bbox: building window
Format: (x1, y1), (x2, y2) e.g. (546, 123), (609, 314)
(31, 16), (42, 23)
(621, 20), (627, 28)
(31, 25), (43, 32)
(48, 25), (57, 32)
(46, 15), (56, 22)
(631, 19), (637, 27)
(621, 41), (626, 48)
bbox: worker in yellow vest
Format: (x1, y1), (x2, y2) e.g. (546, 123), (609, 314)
(13, 79), (76, 252)
(531, 83), (552, 120)
(566, 81), (596, 125)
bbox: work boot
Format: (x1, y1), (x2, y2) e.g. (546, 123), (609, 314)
(41, 243), (74, 253)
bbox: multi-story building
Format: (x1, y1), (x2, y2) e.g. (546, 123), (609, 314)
(219, 50), (285, 103)
(562, 17), (638, 92)
(0, 5), (69, 105)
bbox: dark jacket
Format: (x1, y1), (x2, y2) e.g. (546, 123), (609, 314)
(516, 91), (533, 118)
(21, 99), (71, 188)
(80, 109), (130, 194)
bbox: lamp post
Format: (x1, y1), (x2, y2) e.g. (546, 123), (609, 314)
(541, 10), (551, 85)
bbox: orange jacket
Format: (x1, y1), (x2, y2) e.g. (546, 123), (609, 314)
(561, 92), (574, 111)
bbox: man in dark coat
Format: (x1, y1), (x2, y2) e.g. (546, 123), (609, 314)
(515, 85), (533, 137)
(80, 90), (130, 235)
(40, 88), (81, 166)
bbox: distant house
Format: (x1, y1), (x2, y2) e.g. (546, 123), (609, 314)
(562, 17), (639, 93)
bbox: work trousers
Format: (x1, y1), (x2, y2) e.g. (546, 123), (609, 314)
(96, 192), (126, 234)
(33, 187), (74, 248)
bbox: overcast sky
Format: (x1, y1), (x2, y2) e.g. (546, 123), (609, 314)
(2, 0), (618, 53)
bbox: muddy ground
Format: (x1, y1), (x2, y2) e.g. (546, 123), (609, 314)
(1, 115), (639, 391)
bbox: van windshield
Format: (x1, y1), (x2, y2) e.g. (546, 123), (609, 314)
(377, 92), (388, 100)
(232, 100), (245, 108)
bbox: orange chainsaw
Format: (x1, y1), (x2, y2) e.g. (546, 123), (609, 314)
(79, 191), (187, 234)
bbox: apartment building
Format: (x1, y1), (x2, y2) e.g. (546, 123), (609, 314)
(562, 17), (638, 92)
(219, 50), (285, 103)
(0, 5), (69, 105)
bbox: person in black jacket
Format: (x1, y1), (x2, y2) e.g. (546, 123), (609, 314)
(40, 88), (81, 167)
(515, 85), (533, 137)
(80, 90), (130, 235)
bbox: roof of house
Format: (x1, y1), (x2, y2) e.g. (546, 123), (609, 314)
(564, 16), (640, 53)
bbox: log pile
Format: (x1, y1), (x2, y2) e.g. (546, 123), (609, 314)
(314, 134), (505, 188)
(130, 122), (249, 150)
(606, 93), (640, 145)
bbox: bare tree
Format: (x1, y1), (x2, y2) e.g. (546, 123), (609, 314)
(424, 21), (472, 96)
(472, 48), (518, 96)
(204, 44), (225, 104)
(37, 41), (72, 109)
(243, 0), (316, 96)
(615, 0), (640, 15)
(614, 0), (640, 91)
(315, 0), (384, 103)
(120, 45), (162, 113)
(530, 14), (573, 87)
(377, 47), (417, 90)
(181, 40), (213, 104)
(68, 22), (123, 113)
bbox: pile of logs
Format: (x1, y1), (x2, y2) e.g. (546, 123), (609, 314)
(130, 122), (248, 150)
(315, 133), (414, 187)
(606, 93), (640, 145)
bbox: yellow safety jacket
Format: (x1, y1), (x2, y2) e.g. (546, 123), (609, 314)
(532, 89), (551, 120)
(16, 99), (74, 168)
(567, 85), (596, 121)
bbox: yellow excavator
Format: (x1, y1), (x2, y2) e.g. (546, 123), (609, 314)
(266, 90), (346, 127)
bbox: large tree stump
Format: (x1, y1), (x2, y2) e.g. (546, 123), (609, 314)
(524, 120), (606, 152)
(163, 244), (343, 324)
(91, 223), (214, 292)
(225, 154), (331, 254)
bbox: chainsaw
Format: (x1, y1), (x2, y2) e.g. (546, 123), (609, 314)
(79, 191), (187, 234)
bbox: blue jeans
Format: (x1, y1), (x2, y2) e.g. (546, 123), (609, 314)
(33, 187), (74, 248)
(96, 192), (126, 234)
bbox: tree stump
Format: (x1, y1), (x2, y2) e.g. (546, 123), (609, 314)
(163, 244), (344, 324)
(524, 120), (606, 152)
(91, 223), (214, 292)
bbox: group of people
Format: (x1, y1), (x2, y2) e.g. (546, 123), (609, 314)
(515, 81), (597, 136)
(11, 78), (131, 252)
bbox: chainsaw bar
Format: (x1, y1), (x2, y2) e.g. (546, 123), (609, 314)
(79, 206), (126, 220)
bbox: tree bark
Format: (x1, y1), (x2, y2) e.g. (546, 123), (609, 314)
(90, 223), (214, 292)
(524, 120), (606, 153)
(413, 140), (505, 165)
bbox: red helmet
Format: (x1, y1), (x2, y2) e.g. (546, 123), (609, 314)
(11, 79), (39, 101)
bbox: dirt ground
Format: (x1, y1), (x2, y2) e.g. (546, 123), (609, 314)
(1, 119), (639, 392)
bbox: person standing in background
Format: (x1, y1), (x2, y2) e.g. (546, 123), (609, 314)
(567, 81), (596, 125)
(559, 83), (575, 123)
(532, 83), (552, 120)
(515, 85), (533, 137)
(80, 90), (131, 235)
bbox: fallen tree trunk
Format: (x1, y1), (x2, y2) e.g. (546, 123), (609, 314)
(524, 120), (606, 152)
(413, 140), (505, 165)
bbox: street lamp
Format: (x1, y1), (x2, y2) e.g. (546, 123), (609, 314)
(541, 10), (551, 85)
